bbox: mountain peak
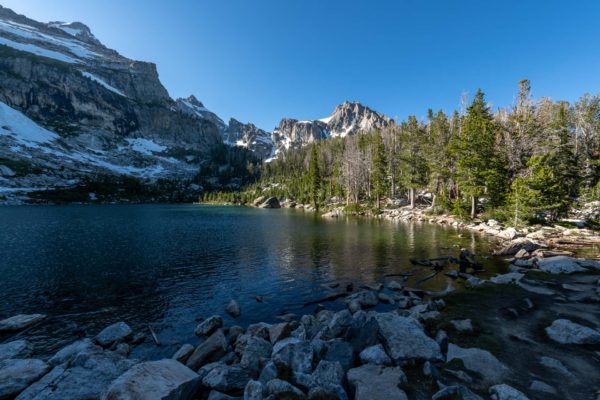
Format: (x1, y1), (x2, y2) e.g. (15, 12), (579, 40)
(47, 21), (101, 45)
(182, 95), (205, 108)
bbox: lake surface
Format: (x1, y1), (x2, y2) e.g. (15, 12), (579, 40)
(0, 204), (507, 359)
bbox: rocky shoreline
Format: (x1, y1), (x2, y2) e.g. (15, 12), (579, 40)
(1, 251), (599, 400)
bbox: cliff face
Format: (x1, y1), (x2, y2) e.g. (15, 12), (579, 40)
(0, 5), (222, 192)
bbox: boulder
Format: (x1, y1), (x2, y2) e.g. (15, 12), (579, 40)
(387, 281), (404, 291)
(494, 239), (541, 256)
(186, 329), (228, 371)
(101, 359), (201, 400)
(359, 344), (392, 366)
(0, 340), (32, 361)
(265, 379), (305, 399)
(307, 384), (348, 400)
(545, 319), (600, 344)
(258, 362), (278, 385)
(328, 310), (352, 338)
(489, 384), (530, 400)
(347, 364), (407, 400)
(259, 197), (280, 209)
(202, 364), (250, 393)
(433, 385), (484, 400)
(446, 344), (509, 385)
(450, 319), (473, 333)
(195, 316), (224, 337)
(244, 380), (264, 400)
(252, 196), (266, 207)
(269, 323), (293, 344)
(272, 340), (313, 375)
(16, 345), (134, 400)
(537, 256), (600, 274)
(0, 359), (50, 399)
(48, 339), (96, 366)
(311, 360), (344, 387)
(226, 300), (241, 318)
(94, 322), (133, 348)
(373, 312), (442, 364)
(346, 291), (378, 308)
(0, 314), (46, 332)
(490, 273), (524, 285)
(323, 340), (353, 372)
(240, 337), (272, 378)
(246, 323), (272, 340)
(172, 344), (195, 364)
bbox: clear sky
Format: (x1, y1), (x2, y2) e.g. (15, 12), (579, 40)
(2, 0), (600, 130)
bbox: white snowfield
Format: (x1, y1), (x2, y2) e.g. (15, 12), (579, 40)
(81, 72), (127, 97)
(0, 101), (186, 181)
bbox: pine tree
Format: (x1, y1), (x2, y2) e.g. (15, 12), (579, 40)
(308, 145), (321, 210)
(455, 89), (500, 218)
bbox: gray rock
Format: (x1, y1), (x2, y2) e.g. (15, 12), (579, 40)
(265, 379), (305, 399)
(377, 293), (395, 304)
(345, 314), (379, 355)
(115, 343), (130, 357)
(347, 300), (361, 314)
(387, 281), (403, 291)
(529, 380), (556, 394)
(373, 312), (442, 364)
(240, 337), (272, 378)
(186, 329), (228, 370)
(328, 310), (352, 338)
(0, 314), (46, 332)
(347, 364), (407, 400)
(16, 345), (133, 400)
(272, 340), (313, 375)
(307, 384), (348, 400)
(101, 359), (201, 400)
(202, 364), (250, 393)
(312, 360), (343, 387)
(173, 344), (195, 364)
(537, 256), (600, 274)
(269, 323), (293, 344)
(539, 356), (573, 376)
(94, 322), (133, 348)
(346, 291), (378, 308)
(244, 380), (264, 400)
(0, 359), (50, 399)
(545, 319), (600, 344)
(323, 341), (353, 372)
(446, 343), (509, 385)
(0, 340), (32, 361)
(489, 384), (530, 400)
(258, 362), (278, 385)
(494, 239), (541, 256)
(247, 323), (272, 341)
(195, 316), (224, 337)
(450, 319), (473, 333)
(433, 385), (484, 400)
(226, 300), (241, 318)
(490, 273), (524, 284)
(48, 339), (96, 366)
(359, 344), (391, 366)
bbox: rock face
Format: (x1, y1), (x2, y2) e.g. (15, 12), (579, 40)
(373, 313), (442, 364)
(224, 118), (273, 159)
(0, 5), (223, 194)
(545, 319), (600, 344)
(0, 358), (50, 399)
(347, 364), (407, 400)
(0, 314), (46, 332)
(271, 101), (396, 156)
(102, 359), (201, 400)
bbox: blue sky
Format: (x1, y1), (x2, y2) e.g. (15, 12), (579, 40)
(3, 0), (600, 130)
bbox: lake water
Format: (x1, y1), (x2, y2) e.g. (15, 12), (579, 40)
(0, 204), (507, 359)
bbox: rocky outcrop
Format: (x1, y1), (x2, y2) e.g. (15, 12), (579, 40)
(224, 118), (273, 159)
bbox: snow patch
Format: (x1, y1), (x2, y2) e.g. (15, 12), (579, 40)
(0, 101), (60, 147)
(125, 138), (167, 155)
(0, 36), (78, 63)
(81, 71), (127, 97)
(319, 115), (333, 124)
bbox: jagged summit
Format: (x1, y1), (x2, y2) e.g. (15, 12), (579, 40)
(47, 21), (102, 46)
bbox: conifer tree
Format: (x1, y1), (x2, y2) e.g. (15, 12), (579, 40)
(371, 133), (387, 210)
(308, 144), (321, 210)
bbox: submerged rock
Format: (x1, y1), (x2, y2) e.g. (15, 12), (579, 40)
(0, 359), (50, 399)
(539, 356), (573, 376)
(545, 319), (600, 344)
(450, 319), (473, 333)
(347, 364), (407, 400)
(195, 316), (224, 337)
(0, 314), (46, 332)
(490, 273), (524, 285)
(0, 340), (33, 361)
(373, 312), (442, 364)
(226, 300), (241, 318)
(102, 359), (201, 400)
(94, 322), (133, 348)
(446, 343), (509, 385)
(489, 384), (530, 400)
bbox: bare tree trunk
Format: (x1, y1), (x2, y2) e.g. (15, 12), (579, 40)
(470, 195), (477, 218)
(410, 188), (416, 209)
